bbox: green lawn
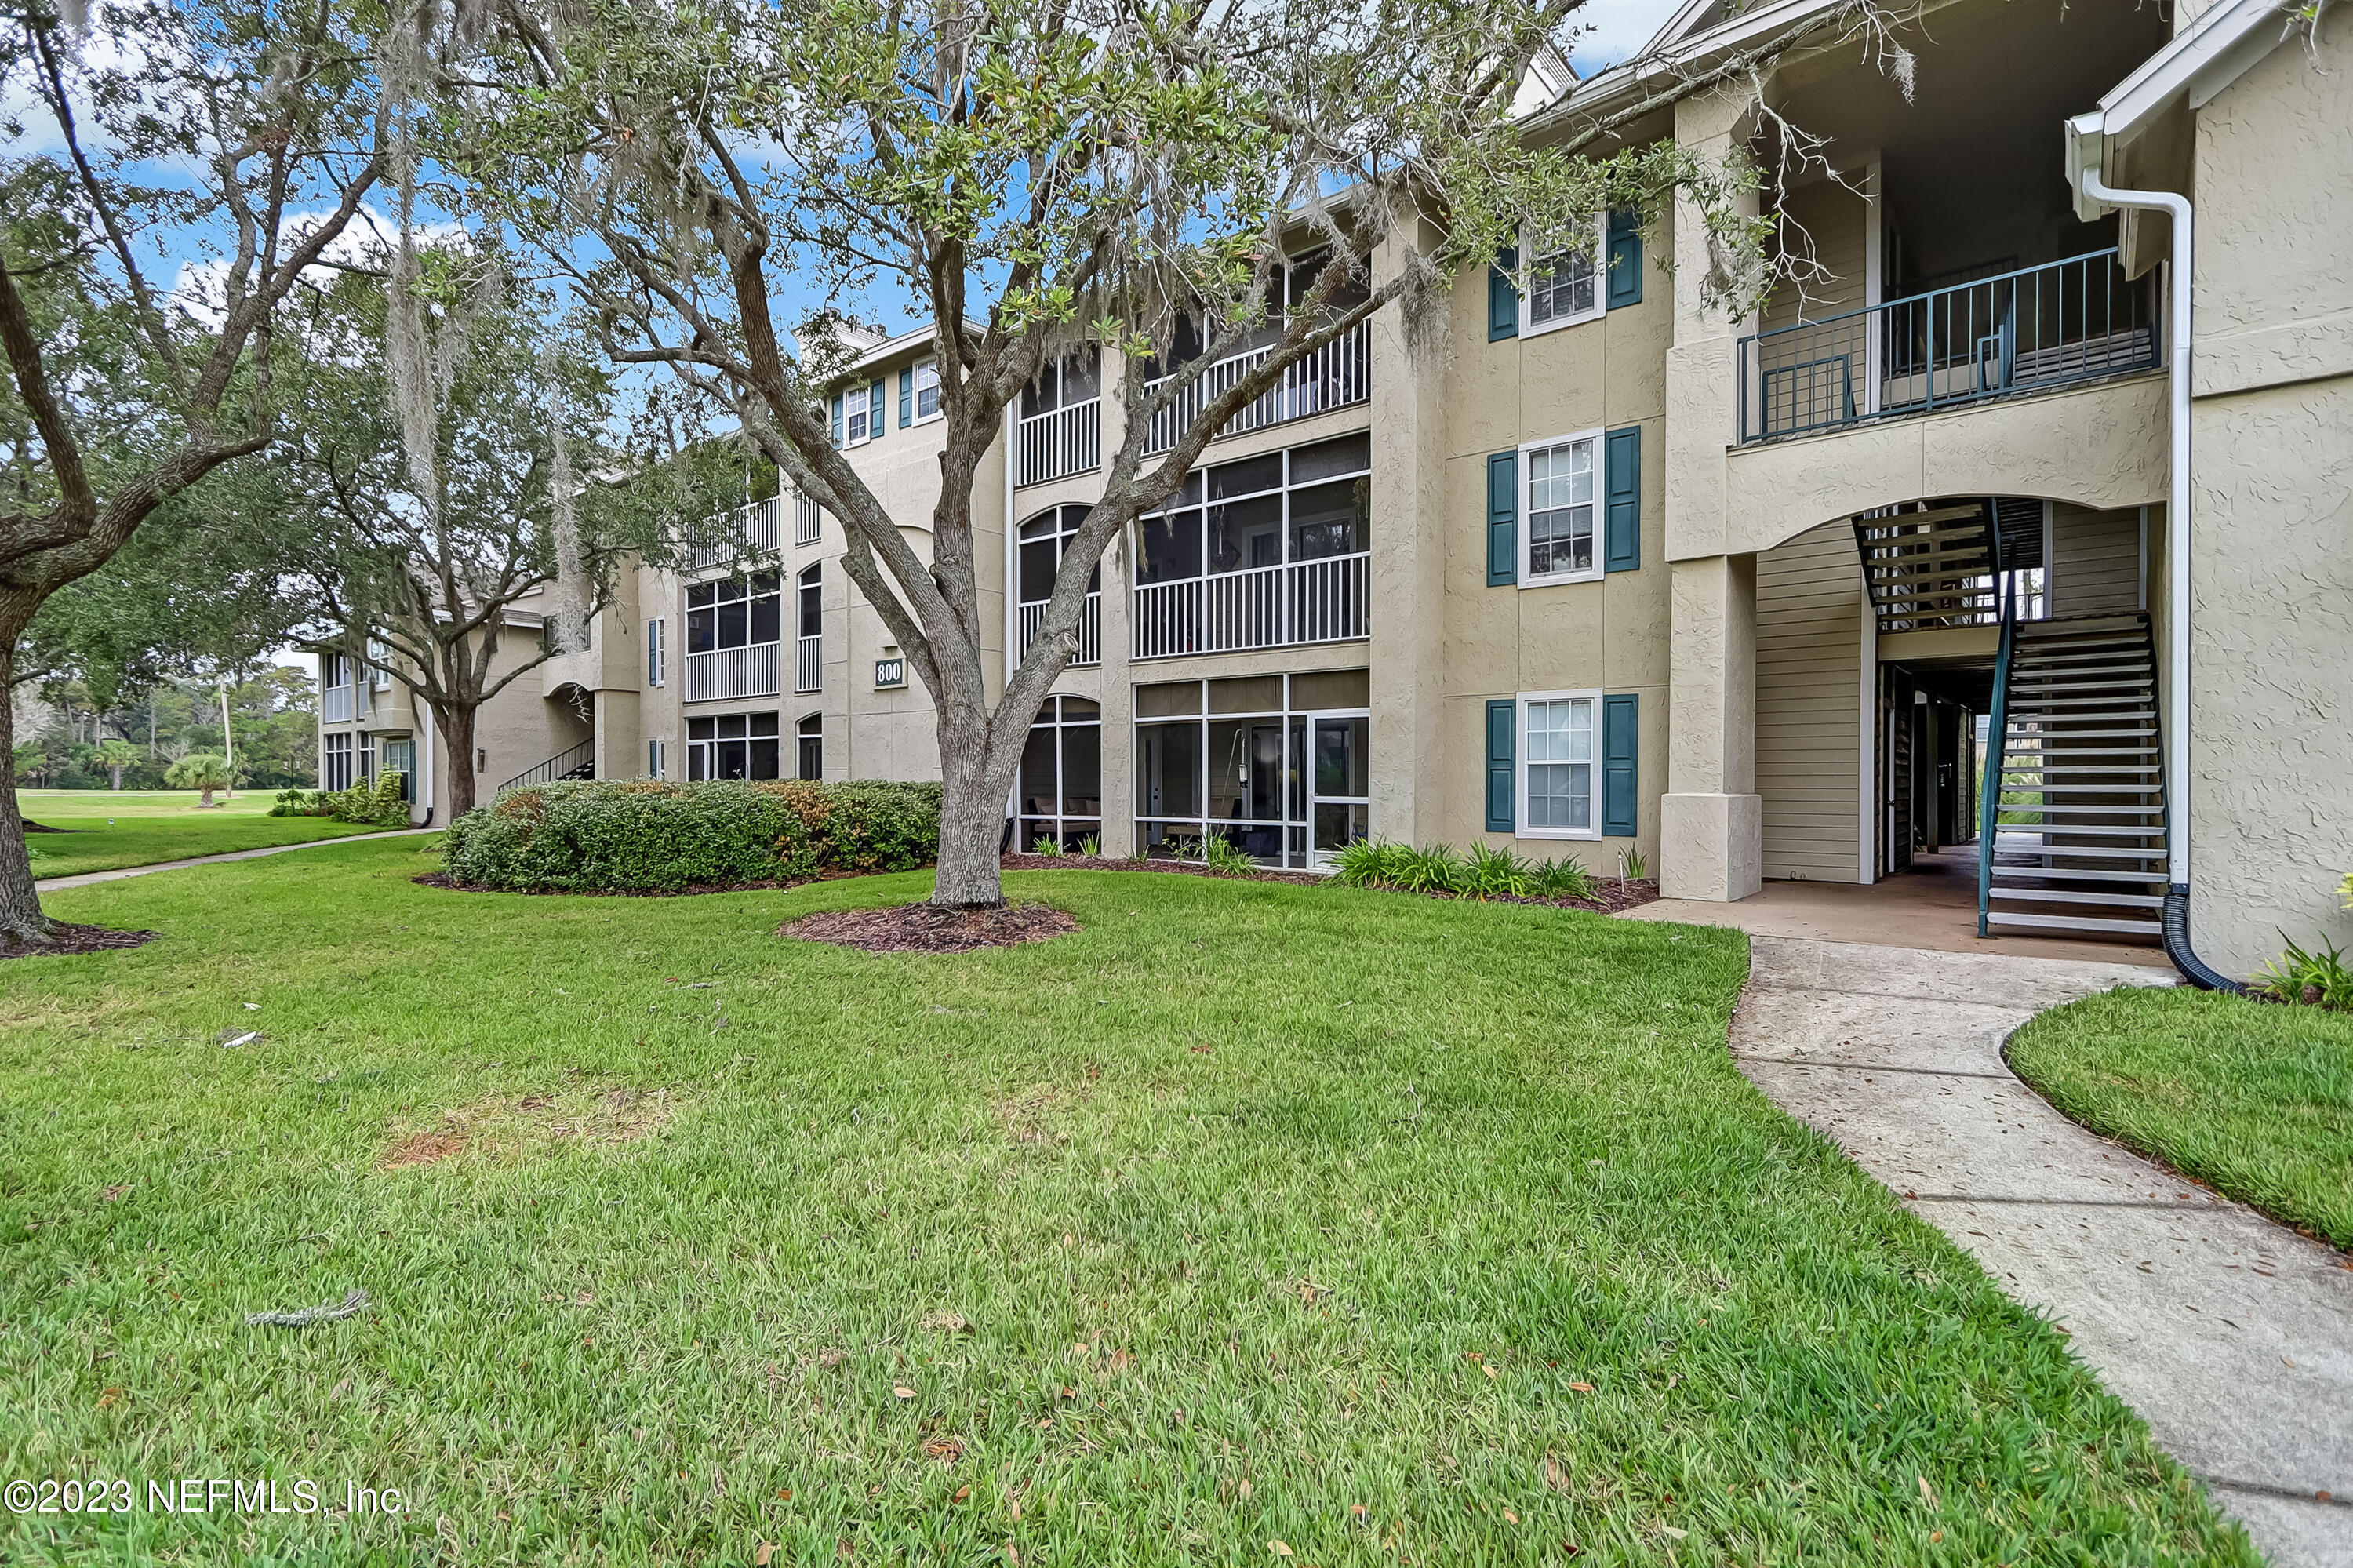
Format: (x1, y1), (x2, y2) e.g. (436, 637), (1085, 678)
(2009, 984), (2353, 1248)
(17, 790), (400, 880)
(0, 839), (2249, 1566)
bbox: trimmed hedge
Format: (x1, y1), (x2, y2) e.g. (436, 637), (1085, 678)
(438, 778), (942, 892)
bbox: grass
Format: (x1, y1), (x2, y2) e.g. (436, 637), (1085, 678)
(16, 790), (401, 880)
(2009, 984), (2353, 1249)
(0, 839), (2251, 1566)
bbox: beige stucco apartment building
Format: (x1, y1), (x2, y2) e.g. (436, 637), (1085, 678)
(321, 0), (2351, 982)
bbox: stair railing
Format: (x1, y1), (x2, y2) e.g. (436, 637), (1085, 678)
(1975, 561), (2018, 937)
(499, 739), (595, 793)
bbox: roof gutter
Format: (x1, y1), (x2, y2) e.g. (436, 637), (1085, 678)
(2064, 113), (2239, 992)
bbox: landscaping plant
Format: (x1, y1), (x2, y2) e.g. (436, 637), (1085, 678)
(439, 779), (942, 892)
(1197, 834), (1258, 877)
(2254, 933), (2353, 1011)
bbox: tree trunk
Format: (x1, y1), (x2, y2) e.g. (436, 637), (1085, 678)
(931, 709), (1022, 908)
(443, 704), (479, 817)
(199, 786), (219, 807)
(0, 643), (53, 947)
(109, 766), (124, 789)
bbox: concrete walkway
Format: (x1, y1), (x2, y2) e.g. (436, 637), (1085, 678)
(1733, 935), (2353, 1566)
(35, 828), (436, 893)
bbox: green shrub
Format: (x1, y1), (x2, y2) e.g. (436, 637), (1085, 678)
(320, 770), (411, 826)
(438, 778), (943, 893)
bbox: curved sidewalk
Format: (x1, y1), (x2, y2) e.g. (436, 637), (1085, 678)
(34, 828), (436, 893)
(1732, 935), (2352, 1566)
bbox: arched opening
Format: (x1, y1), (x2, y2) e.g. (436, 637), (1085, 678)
(1750, 492), (2162, 948)
(795, 711), (822, 782)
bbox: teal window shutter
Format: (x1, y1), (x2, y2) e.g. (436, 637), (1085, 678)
(869, 379), (886, 434)
(1606, 209), (1643, 309)
(1603, 425), (1642, 573)
(1486, 699), (1517, 833)
(829, 394), (844, 448)
(1487, 245), (1519, 341)
(898, 368), (913, 428)
(1486, 451), (1518, 586)
(1602, 693), (1638, 836)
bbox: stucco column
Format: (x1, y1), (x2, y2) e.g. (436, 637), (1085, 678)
(595, 689), (641, 781)
(1366, 206), (1447, 846)
(1662, 552), (1762, 900)
(1659, 82), (1764, 901)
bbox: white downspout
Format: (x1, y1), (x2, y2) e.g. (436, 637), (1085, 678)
(2071, 137), (2236, 990)
(419, 706), (436, 826)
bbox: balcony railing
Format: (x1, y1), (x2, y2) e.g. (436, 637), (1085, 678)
(1738, 250), (2160, 444)
(322, 685), (355, 725)
(1132, 553), (1369, 660)
(684, 642), (780, 702)
(1016, 398), (1101, 487)
(1016, 593), (1102, 668)
(689, 496), (784, 570)
(1142, 320), (1371, 457)
(794, 493), (821, 547)
(795, 633), (821, 693)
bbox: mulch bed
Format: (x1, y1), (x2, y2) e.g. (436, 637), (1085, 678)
(2, 922), (159, 961)
(999, 852), (1660, 915)
(779, 901), (1079, 954)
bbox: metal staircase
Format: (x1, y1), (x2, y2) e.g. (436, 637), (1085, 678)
(1853, 501), (2001, 628)
(1978, 611), (2166, 938)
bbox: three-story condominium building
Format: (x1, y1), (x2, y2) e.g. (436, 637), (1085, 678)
(322, 0), (2353, 982)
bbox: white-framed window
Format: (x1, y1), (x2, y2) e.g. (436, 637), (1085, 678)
(366, 639), (394, 689)
(796, 712), (823, 781)
(647, 737), (667, 779)
(322, 731), (353, 791)
(912, 358), (941, 423)
(1521, 216), (1606, 336)
(1520, 690), (1599, 839)
(688, 711), (781, 780)
(646, 618), (665, 686)
(1520, 427), (1601, 584)
(324, 654), (352, 691)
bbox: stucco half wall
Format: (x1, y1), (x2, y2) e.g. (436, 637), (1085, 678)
(1692, 375), (2169, 559)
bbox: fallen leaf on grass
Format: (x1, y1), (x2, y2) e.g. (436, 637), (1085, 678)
(1917, 1475), (1939, 1510)
(1660, 1524), (1688, 1541)
(923, 1311), (970, 1333)
(1481, 1363), (1500, 1381)
(1567, 1381), (1595, 1393)
(754, 1544), (775, 1565)
(893, 1385), (917, 1400)
(1267, 1544), (1293, 1558)
(1544, 1453), (1572, 1494)
(951, 1486), (971, 1504)
(925, 1438), (964, 1464)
